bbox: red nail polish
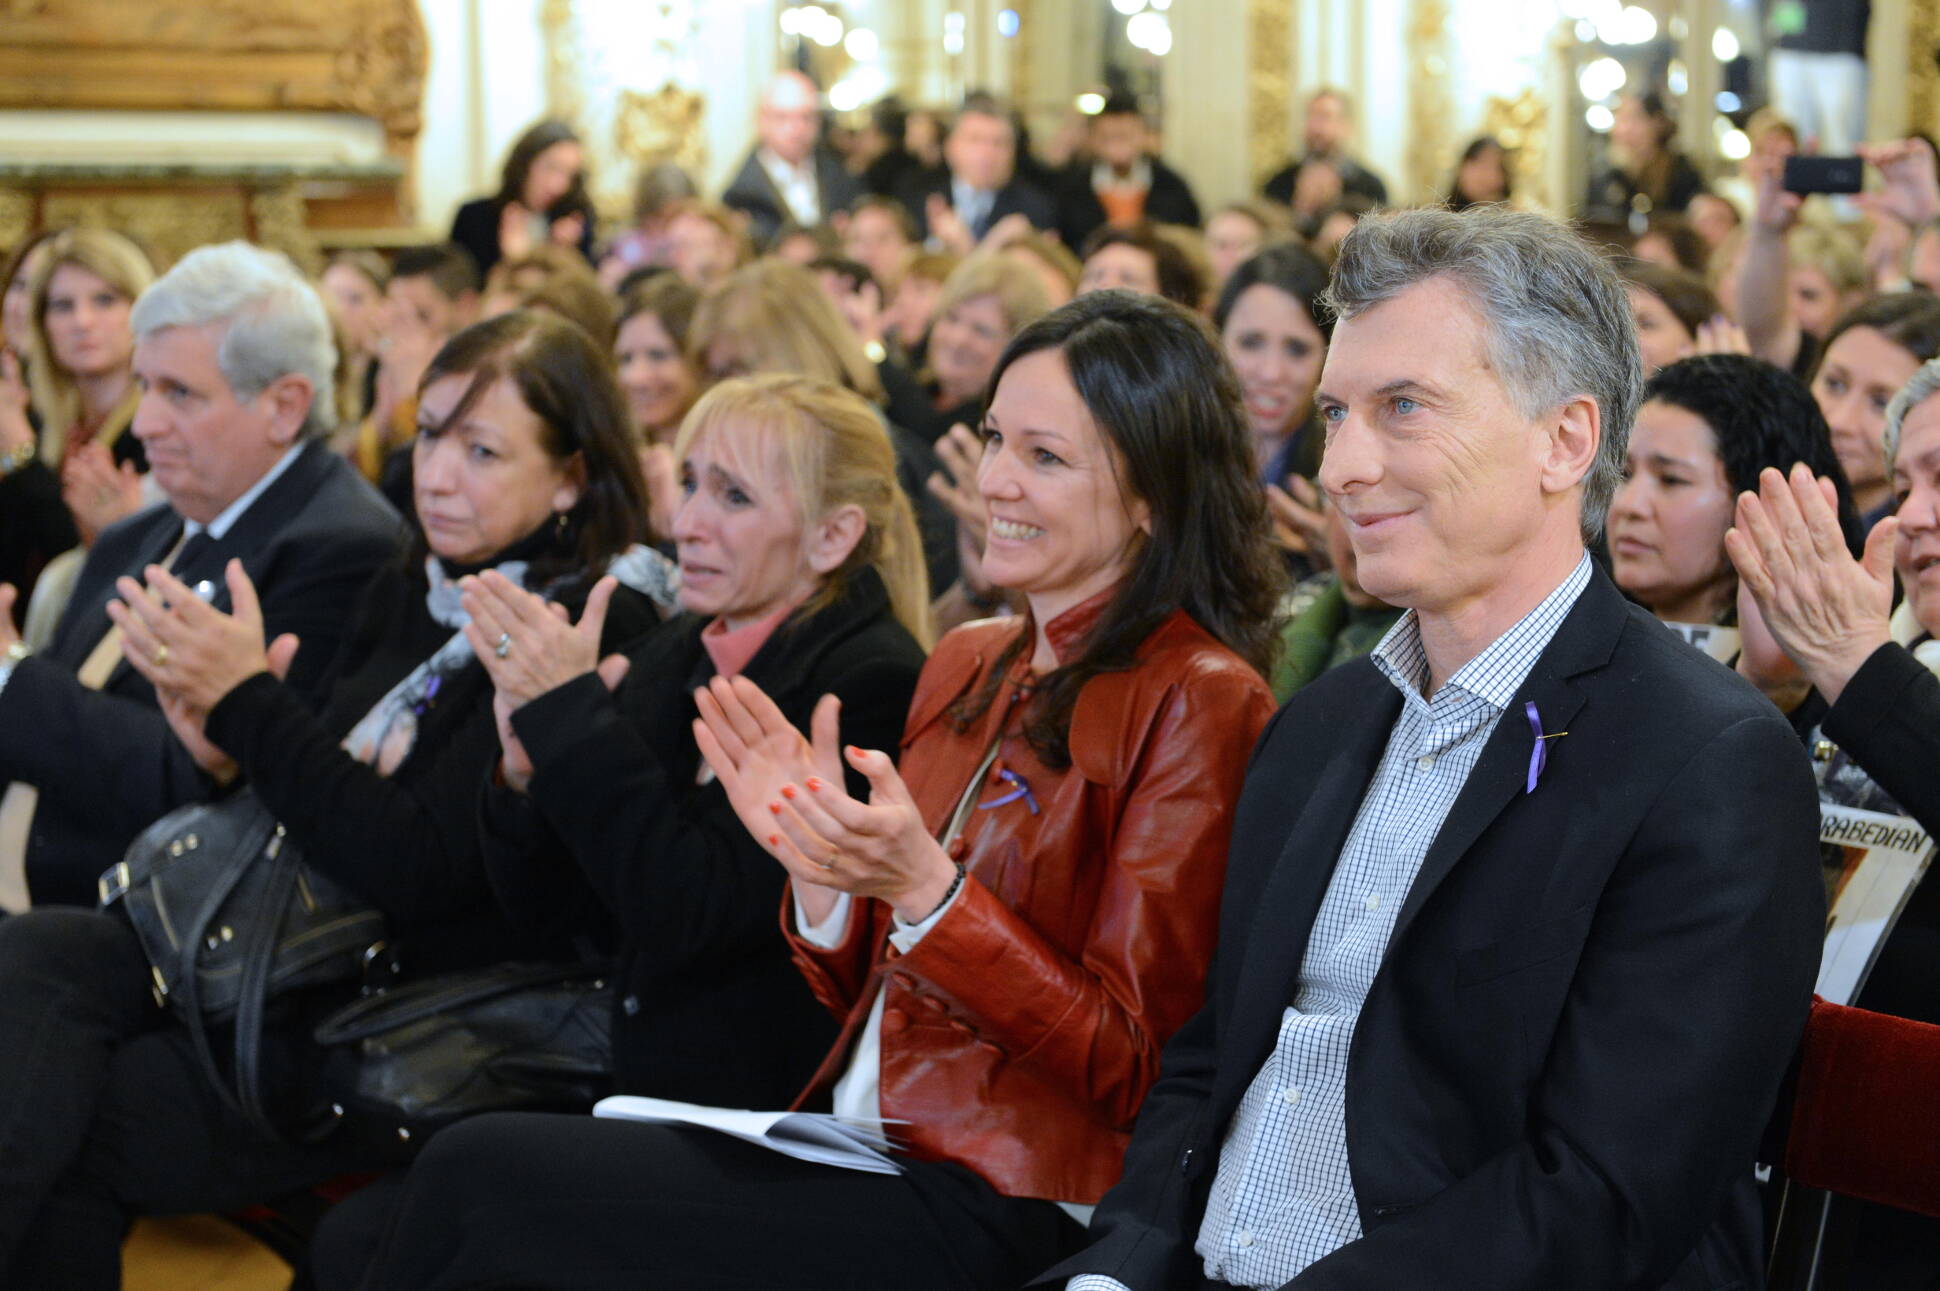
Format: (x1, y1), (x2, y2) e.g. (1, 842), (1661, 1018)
(767, 834), (779, 846)
(805, 778), (823, 792)
(768, 801), (782, 815)
(781, 785), (797, 800)
(845, 745), (864, 759)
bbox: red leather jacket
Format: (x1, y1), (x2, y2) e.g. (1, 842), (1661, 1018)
(784, 600), (1276, 1203)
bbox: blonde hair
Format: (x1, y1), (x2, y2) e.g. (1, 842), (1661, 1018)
(673, 373), (932, 647)
(1789, 223), (1867, 295)
(936, 251), (1055, 333)
(690, 260), (884, 400)
(28, 227), (155, 460)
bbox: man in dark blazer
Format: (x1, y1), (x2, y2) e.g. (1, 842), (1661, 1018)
(721, 70), (862, 251)
(1045, 209), (1825, 1290)
(896, 93), (1059, 250)
(1056, 93), (1203, 249)
(0, 242), (401, 909)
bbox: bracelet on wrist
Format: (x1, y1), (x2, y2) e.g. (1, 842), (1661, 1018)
(916, 862), (967, 925)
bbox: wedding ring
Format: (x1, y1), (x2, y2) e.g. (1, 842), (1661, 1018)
(493, 632), (512, 659)
(153, 643), (170, 667)
(821, 849), (842, 871)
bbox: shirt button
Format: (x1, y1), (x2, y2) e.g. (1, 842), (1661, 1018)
(1364, 893), (1381, 912)
(1416, 755), (1436, 771)
(1280, 1087), (1301, 1107)
(622, 994), (641, 1016)
(1235, 1230), (1255, 1248)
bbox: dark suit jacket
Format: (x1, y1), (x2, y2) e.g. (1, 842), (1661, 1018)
(721, 146), (862, 250)
(1042, 567), (1826, 1290)
(895, 166), (1061, 245)
(1056, 155), (1204, 250)
(0, 440), (403, 906)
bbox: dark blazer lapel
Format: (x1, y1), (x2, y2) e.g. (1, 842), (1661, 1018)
(1216, 676), (1400, 1110)
(49, 506), (182, 666)
(1383, 569), (1629, 955)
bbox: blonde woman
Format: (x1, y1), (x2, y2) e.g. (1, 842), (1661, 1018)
(898, 252), (1051, 444)
(689, 259), (959, 594)
(27, 229), (155, 539)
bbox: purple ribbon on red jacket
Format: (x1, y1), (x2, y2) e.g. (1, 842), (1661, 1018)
(978, 769), (1040, 815)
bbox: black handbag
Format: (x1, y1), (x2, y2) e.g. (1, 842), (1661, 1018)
(99, 790), (386, 1138)
(313, 959), (615, 1140)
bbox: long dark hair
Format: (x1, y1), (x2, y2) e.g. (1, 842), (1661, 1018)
(496, 119), (591, 219)
(1645, 354), (1863, 554)
(952, 290), (1285, 766)
(416, 311), (648, 584)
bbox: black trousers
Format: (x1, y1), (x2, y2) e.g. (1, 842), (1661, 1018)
(329, 1112), (1088, 1291)
(0, 908), (411, 1289)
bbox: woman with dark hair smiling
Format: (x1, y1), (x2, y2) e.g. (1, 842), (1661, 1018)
(346, 290), (1283, 1291)
(449, 120), (597, 276)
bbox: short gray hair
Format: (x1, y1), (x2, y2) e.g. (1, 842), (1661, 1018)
(130, 241), (337, 438)
(1322, 207), (1642, 543)
(1884, 355), (1940, 475)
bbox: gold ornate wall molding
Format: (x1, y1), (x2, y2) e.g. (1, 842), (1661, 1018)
(0, 0), (428, 159)
(1912, 0), (1940, 138)
(1248, 0), (1293, 186)
(1405, 0), (1454, 205)
(540, 0), (585, 127)
(1484, 89), (1549, 211)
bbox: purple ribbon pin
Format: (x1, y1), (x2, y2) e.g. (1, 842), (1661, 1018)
(978, 769), (1040, 815)
(1524, 701), (1567, 794)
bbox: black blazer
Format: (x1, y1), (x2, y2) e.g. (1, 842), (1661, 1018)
(721, 146), (862, 250)
(895, 166), (1062, 245)
(0, 461), (78, 626)
(1043, 567), (1825, 1291)
(1055, 156), (1204, 250)
(1263, 154), (1391, 208)
(0, 440), (403, 907)
(480, 568), (927, 1109)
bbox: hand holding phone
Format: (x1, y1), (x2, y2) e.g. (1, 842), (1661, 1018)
(1783, 156), (1864, 195)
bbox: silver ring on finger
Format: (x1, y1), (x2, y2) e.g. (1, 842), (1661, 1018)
(820, 849), (843, 871)
(494, 632), (512, 659)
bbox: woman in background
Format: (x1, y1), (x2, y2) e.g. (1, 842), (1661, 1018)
(450, 120), (596, 277)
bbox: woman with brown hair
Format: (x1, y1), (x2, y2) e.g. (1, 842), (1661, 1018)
(890, 253), (1051, 445)
(0, 234), (76, 626)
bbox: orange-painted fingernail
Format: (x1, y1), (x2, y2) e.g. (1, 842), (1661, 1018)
(782, 785), (799, 801)
(767, 834), (780, 846)
(768, 801), (782, 815)
(845, 745), (864, 759)
(805, 777), (824, 792)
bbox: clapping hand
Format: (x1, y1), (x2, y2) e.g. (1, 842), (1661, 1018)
(1266, 475), (1330, 566)
(1726, 463), (1897, 705)
(461, 571), (629, 712)
(693, 675), (958, 924)
(1856, 140), (1940, 231)
(110, 560), (295, 711)
(109, 560), (298, 782)
(1693, 315), (1752, 357)
(63, 443), (143, 545)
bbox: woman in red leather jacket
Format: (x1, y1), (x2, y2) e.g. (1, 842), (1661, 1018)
(351, 290), (1286, 1291)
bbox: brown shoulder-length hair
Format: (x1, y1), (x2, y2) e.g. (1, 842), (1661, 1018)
(951, 290), (1285, 767)
(416, 310), (648, 582)
(495, 119), (591, 217)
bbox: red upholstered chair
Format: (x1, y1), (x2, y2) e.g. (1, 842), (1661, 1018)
(1766, 998), (1940, 1288)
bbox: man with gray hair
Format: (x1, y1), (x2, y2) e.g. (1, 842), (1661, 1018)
(722, 70), (861, 250)
(1046, 208), (1824, 1289)
(0, 241), (400, 908)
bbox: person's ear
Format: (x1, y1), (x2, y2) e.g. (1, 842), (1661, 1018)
(1130, 495), (1153, 538)
(550, 451), (587, 513)
(1541, 395), (1601, 498)
(806, 503), (867, 574)
(261, 374), (314, 447)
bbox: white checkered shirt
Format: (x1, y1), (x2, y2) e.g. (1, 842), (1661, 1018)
(1069, 553), (1590, 1291)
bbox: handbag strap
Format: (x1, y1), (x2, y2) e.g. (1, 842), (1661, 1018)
(315, 960), (608, 1044)
(231, 828), (305, 1136)
(170, 811), (291, 1142)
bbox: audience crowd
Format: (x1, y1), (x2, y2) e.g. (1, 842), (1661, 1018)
(1, 69), (1938, 1291)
